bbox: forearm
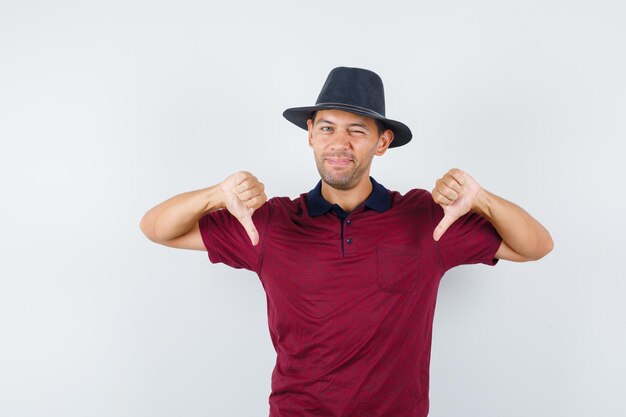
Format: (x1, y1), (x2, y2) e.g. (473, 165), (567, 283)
(472, 189), (553, 261)
(140, 184), (224, 243)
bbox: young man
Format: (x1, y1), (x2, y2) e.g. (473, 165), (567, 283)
(140, 67), (553, 416)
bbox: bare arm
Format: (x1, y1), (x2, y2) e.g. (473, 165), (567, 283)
(139, 172), (267, 250)
(140, 185), (223, 250)
(472, 188), (553, 261)
(432, 169), (553, 262)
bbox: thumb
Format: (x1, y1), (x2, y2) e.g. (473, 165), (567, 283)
(433, 213), (458, 241)
(237, 211), (260, 246)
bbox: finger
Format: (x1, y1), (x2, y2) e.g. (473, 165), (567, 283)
(448, 169), (466, 186)
(233, 171), (251, 185)
(432, 189), (452, 206)
(435, 180), (458, 202)
(243, 193), (267, 209)
(235, 176), (262, 193)
(433, 213), (458, 241)
(226, 171), (250, 189)
(238, 213), (260, 246)
(441, 176), (463, 194)
(222, 172), (250, 195)
(237, 186), (264, 202)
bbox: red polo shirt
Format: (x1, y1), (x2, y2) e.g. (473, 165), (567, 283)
(199, 178), (501, 417)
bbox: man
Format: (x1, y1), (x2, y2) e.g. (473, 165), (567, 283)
(140, 67), (553, 416)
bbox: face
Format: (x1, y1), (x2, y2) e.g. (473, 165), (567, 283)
(307, 109), (394, 190)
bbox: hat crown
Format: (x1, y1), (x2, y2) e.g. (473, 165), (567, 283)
(315, 67), (386, 116)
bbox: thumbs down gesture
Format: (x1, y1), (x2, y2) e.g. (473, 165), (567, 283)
(431, 168), (482, 241)
(219, 171), (267, 246)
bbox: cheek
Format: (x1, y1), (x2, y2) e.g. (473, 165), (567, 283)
(309, 142), (324, 159)
(310, 136), (329, 151)
(356, 139), (379, 157)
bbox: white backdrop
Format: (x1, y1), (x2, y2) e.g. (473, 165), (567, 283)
(1, 1), (624, 416)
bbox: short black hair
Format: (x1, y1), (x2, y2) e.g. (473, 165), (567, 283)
(311, 111), (387, 137)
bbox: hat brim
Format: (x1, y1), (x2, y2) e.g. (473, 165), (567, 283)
(283, 103), (412, 148)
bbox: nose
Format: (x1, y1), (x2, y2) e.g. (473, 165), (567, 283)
(329, 128), (350, 150)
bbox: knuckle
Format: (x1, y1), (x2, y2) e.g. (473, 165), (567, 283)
(233, 171), (247, 184)
(238, 171), (253, 183)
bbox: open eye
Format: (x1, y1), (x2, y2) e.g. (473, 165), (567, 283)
(320, 126), (333, 132)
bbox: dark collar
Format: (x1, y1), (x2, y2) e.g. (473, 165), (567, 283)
(307, 177), (391, 217)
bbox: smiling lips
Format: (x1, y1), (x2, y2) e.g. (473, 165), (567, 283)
(323, 153), (354, 167)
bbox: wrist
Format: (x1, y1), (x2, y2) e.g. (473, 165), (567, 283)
(471, 188), (493, 218)
(203, 184), (227, 213)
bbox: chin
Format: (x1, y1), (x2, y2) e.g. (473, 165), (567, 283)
(320, 172), (359, 190)
(316, 158), (369, 190)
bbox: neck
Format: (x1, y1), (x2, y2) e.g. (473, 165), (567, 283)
(321, 176), (373, 212)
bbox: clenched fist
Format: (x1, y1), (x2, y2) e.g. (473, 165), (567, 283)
(431, 168), (482, 241)
(220, 171), (267, 245)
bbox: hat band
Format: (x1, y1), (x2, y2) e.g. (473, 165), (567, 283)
(314, 102), (385, 119)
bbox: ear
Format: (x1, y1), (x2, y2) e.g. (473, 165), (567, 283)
(375, 129), (394, 156)
(307, 118), (314, 147)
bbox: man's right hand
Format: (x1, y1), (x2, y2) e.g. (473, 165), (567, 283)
(219, 171), (267, 246)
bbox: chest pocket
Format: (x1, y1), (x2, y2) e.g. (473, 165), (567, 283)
(377, 245), (437, 293)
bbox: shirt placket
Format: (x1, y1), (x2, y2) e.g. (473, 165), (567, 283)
(343, 217), (354, 257)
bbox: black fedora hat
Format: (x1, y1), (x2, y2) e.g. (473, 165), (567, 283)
(283, 66), (412, 148)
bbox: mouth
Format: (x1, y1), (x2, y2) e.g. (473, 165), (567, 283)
(324, 157), (353, 167)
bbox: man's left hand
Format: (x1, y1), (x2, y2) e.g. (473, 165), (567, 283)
(431, 168), (482, 241)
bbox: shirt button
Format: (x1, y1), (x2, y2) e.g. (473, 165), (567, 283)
(346, 238), (353, 244)
(346, 220), (352, 226)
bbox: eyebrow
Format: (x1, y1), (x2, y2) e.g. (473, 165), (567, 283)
(315, 119), (371, 130)
(315, 119), (335, 126)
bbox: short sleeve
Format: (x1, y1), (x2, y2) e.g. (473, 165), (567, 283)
(432, 201), (502, 272)
(198, 201), (271, 272)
